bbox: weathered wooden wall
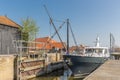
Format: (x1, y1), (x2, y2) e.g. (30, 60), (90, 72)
(0, 24), (20, 54)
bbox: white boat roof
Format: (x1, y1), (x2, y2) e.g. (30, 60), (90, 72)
(85, 46), (108, 49)
(84, 36), (109, 50)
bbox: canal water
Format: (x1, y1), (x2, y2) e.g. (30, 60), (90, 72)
(29, 68), (84, 80)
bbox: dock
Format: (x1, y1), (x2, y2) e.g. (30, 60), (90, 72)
(111, 52), (120, 60)
(84, 60), (120, 80)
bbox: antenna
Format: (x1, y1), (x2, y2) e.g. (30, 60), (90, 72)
(43, 5), (66, 50)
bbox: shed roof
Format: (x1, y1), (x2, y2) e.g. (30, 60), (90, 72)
(0, 16), (20, 28)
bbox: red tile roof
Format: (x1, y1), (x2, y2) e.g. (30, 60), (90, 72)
(35, 37), (56, 43)
(69, 45), (85, 52)
(52, 42), (64, 49)
(34, 37), (65, 50)
(0, 16), (20, 28)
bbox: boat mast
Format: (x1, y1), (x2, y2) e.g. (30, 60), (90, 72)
(110, 33), (115, 53)
(67, 19), (69, 54)
(95, 36), (100, 47)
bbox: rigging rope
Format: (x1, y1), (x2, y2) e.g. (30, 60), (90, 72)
(44, 5), (66, 50)
(69, 23), (81, 53)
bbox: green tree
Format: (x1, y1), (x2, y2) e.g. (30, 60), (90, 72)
(20, 17), (39, 41)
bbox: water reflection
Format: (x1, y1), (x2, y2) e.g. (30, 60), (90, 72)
(29, 68), (83, 80)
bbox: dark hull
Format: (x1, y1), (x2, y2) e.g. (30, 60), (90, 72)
(63, 55), (108, 76)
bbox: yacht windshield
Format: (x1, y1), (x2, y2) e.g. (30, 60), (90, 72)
(85, 48), (107, 54)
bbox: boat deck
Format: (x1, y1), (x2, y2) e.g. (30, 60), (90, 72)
(84, 60), (120, 80)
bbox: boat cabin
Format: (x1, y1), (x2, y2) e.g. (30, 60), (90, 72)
(84, 47), (109, 57)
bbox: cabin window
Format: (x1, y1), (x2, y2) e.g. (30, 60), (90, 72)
(86, 49), (103, 53)
(94, 49), (102, 53)
(86, 49), (93, 53)
(104, 49), (108, 53)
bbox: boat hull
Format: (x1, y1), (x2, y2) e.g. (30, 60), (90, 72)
(63, 55), (109, 76)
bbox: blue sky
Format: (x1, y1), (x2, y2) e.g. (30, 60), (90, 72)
(0, 0), (120, 47)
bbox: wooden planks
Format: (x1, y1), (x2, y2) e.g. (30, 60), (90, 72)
(84, 60), (120, 80)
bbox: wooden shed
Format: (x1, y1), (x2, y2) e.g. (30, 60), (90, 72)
(0, 16), (21, 54)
